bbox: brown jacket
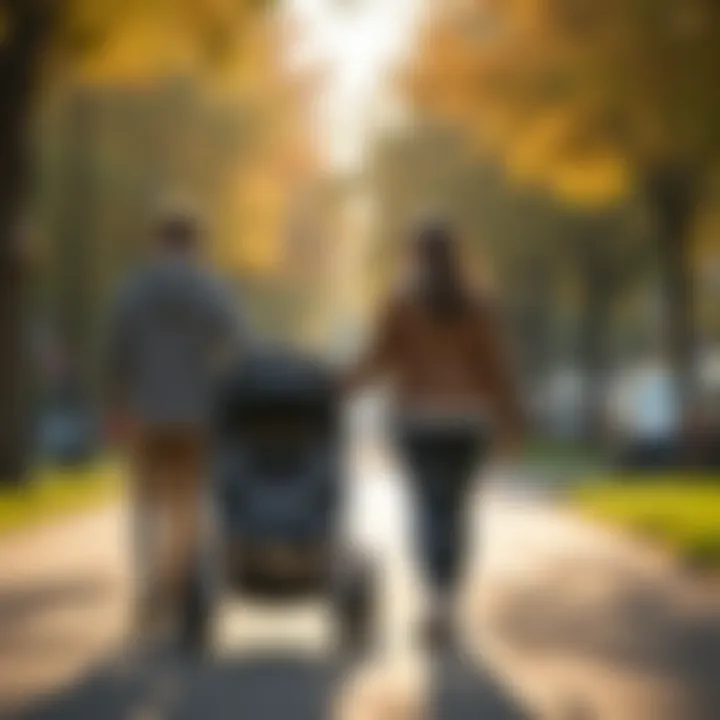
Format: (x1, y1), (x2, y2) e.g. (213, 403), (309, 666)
(347, 289), (523, 440)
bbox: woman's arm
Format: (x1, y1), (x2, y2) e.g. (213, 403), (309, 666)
(342, 299), (400, 396)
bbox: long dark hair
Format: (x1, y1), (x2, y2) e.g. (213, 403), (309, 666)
(413, 220), (470, 317)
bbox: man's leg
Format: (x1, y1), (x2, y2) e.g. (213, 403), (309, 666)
(163, 435), (206, 619)
(130, 434), (164, 635)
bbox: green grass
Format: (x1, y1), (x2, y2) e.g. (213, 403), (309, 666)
(0, 462), (123, 538)
(522, 439), (607, 477)
(572, 476), (720, 570)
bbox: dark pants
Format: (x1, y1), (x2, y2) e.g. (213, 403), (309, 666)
(398, 424), (486, 594)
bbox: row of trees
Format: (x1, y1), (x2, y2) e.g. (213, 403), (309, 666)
(0, 0), (332, 482)
(0, 0), (278, 480)
(369, 123), (671, 439)
(400, 0), (720, 431)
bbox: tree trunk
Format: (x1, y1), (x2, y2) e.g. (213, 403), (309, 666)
(646, 167), (697, 426)
(578, 270), (612, 444)
(514, 260), (554, 395)
(574, 217), (615, 445)
(0, 5), (50, 483)
(54, 88), (100, 395)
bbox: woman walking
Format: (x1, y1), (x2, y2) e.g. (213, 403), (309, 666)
(345, 220), (524, 648)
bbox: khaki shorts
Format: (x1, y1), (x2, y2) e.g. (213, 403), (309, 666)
(131, 428), (208, 608)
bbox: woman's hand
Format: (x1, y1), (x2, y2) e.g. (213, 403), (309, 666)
(492, 427), (525, 465)
(105, 408), (135, 446)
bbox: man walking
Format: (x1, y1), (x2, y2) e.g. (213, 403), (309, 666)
(106, 204), (244, 636)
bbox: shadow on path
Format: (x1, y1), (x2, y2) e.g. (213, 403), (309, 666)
(0, 576), (111, 630)
(434, 651), (529, 720)
(20, 649), (333, 720)
(19, 645), (528, 720)
(491, 554), (720, 718)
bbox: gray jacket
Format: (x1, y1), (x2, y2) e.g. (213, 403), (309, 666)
(107, 258), (245, 428)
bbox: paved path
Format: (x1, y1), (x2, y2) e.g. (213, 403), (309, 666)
(1, 448), (719, 719)
(0, 450), (527, 720)
(474, 481), (720, 720)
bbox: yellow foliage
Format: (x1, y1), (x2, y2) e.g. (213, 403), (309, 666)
(239, 229), (283, 274)
(547, 153), (631, 206)
(504, 110), (577, 182)
(66, 0), (266, 85)
(77, 21), (194, 83)
(217, 160), (287, 276)
(693, 205), (720, 267)
(197, 12), (320, 278)
(408, 0), (720, 205)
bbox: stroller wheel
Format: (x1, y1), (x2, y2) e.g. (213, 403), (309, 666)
(179, 572), (213, 656)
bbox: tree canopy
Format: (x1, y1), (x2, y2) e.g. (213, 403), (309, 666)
(408, 0), (720, 204)
(0, 0), (269, 80)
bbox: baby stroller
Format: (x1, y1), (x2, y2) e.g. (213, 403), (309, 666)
(181, 348), (376, 653)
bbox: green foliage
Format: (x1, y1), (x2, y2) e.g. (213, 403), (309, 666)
(33, 80), (250, 381)
(573, 478), (720, 570)
(522, 439), (606, 474)
(27, 13), (322, 380)
(0, 461), (121, 537)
